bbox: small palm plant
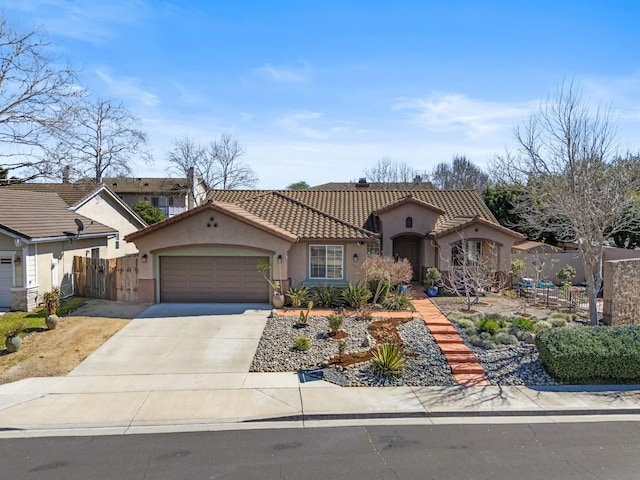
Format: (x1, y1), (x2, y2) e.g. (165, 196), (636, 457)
(370, 344), (405, 377)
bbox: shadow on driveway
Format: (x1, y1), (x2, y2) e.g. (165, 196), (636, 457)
(136, 303), (272, 318)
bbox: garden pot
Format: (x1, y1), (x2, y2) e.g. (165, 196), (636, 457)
(5, 335), (22, 353)
(272, 294), (285, 309)
(46, 314), (60, 330)
(426, 286), (439, 297)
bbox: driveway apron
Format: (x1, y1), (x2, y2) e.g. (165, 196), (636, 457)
(69, 303), (271, 377)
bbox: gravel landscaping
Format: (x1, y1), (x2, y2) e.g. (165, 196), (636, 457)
(250, 297), (563, 386)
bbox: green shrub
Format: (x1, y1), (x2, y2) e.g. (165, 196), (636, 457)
(327, 314), (344, 334)
(495, 332), (518, 345)
(536, 326), (640, 383)
(535, 320), (552, 332)
(511, 316), (536, 332)
(381, 290), (414, 311)
(550, 317), (568, 328)
(286, 287), (309, 307)
(451, 318), (475, 331)
(469, 334), (499, 349)
(311, 286), (343, 308)
(341, 282), (371, 308)
(293, 337), (311, 351)
(477, 318), (500, 335)
(370, 344), (405, 377)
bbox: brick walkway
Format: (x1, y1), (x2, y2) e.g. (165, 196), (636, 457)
(410, 285), (490, 386)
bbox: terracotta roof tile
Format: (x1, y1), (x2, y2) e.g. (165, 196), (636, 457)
(206, 189), (505, 237)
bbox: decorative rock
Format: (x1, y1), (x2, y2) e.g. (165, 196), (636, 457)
(523, 333), (536, 344)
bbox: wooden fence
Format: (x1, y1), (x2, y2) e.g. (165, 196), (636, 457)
(73, 255), (139, 302)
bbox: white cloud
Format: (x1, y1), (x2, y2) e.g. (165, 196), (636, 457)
(8, 0), (150, 45)
(276, 111), (327, 139)
(95, 68), (160, 107)
(394, 93), (532, 138)
(255, 61), (313, 83)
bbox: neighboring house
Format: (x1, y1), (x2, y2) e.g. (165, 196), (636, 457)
(4, 182), (147, 257)
(103, 174), (205, 218)
(125, 188), (523, 304)
(310, 177), (434, 190)
(0, 190), (118, 311)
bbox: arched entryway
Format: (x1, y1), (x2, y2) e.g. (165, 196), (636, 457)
(393, 235), (421, 281)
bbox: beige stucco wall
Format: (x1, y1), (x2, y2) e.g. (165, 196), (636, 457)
(436, 225), (519, 273)
(129, 208), (294, 302)
(377, 203), (440, 257)
(287, 241), (369, 288)
(603, 258), (640, 325)
(75, 193), (142, 257)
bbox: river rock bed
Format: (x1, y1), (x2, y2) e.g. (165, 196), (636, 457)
(250, 312), (558, 386)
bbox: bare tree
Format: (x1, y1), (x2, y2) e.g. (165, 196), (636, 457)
(0, 13), (80, 180)
(209, 133), (258, 189)
(167, 133), (258, 193)
(363, 157), (429, 187)
(431, 155), (488, 193)
(52, 98), (150, 183)
(492, 81), (640, 325)
(442, 235), (507, 311)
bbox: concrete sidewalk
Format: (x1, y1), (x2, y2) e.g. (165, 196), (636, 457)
(1, 301), (640, 437)
(1, 373), (640, 437)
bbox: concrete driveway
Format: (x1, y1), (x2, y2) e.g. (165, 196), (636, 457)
(69, 303), (271, 377)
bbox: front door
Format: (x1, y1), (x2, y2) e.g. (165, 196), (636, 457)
(393, 236), (421, 281)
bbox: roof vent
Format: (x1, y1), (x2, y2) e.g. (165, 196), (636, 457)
(144, 183), (149, 187)
(356, 178), (369, 188)
(111, 182), (117, 186)
(413, 175), (422, 183)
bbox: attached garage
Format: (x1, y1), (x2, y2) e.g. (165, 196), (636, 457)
(159, 256), (270, 303)
(0, 257), (13, 308)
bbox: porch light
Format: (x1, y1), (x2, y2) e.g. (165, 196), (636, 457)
(352, 253), (358, 262)
(277, 254), (283, 264)
(141, 254), (148, 263)
(14, 255), (21, 267)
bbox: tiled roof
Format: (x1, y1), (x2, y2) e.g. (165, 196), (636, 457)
(236, 192), (376, 240)
(102, 177), (189, 194)
(0, 190), (116, 241)
(309, 181), (435, 190)
(207, 189), (506, 236)
(2, 182), (99, 206)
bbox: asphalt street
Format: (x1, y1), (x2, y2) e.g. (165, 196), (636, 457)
(3, 422), (640, 479)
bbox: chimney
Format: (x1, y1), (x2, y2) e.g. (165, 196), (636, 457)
(62, 165), (70, 184)
(187, 167), (195, 209)
(413, 175), (422, 184)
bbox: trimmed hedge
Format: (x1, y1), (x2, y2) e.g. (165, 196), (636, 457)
(536, 326), (640, 383)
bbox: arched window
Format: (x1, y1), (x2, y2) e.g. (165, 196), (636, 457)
(405, 217), (413, 228)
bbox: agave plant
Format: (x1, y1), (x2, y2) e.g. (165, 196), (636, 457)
(370, 344), (405, 377)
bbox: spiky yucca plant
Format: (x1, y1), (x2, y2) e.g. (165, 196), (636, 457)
(370, 344), (405, 377)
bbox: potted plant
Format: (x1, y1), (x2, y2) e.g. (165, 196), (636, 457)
(42, 288), (61, 316)
(5, 325), (24, 353)
(256, 259), (285, 308)
(424, 267), (441, 297)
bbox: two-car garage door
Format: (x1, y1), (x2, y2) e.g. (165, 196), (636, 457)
(159, 256), (270, 303)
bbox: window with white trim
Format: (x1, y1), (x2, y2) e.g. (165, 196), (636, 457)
(309, 245), (343, 279)
(452, 240), (482, 266)
(367, 240), (381, 257)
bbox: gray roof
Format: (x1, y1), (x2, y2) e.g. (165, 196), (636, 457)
(0, 190), (116, 241)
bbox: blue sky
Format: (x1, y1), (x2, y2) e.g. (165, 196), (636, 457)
(5, 0), (640, 188)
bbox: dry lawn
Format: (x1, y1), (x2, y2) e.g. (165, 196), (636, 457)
(0, 299), (147, 385)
